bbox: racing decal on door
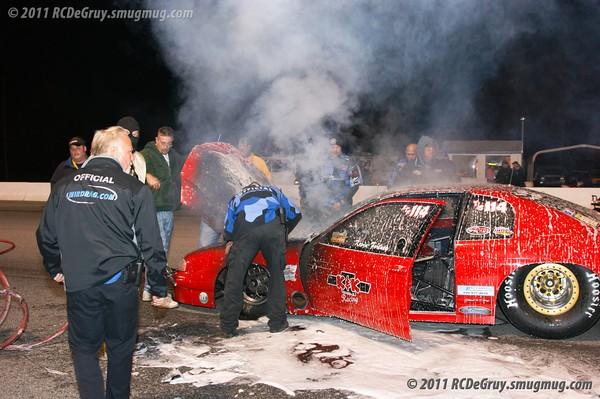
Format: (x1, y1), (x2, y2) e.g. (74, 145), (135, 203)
(327, 271), (371, 303)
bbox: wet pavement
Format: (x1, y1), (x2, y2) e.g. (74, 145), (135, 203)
(1, 205), (599, 398)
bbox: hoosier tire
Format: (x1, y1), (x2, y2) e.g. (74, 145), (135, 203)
(499, 263), (600, 339)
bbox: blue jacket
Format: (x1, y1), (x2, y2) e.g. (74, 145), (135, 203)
(224, 184), (302, 242)
(321, 154), (362, 206)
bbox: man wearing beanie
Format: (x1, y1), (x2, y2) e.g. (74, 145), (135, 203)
(116, 116), (149, 184)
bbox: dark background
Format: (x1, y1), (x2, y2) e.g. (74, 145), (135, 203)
(3, 1), (600, 182)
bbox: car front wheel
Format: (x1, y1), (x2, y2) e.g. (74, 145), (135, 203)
(499, 263), (600, 339)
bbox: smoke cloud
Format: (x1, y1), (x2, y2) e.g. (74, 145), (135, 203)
(148, 0), (576, 178)
(149, 0), (569, 153)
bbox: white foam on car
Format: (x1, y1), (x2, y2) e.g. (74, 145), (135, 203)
(135, 316), (598, 398)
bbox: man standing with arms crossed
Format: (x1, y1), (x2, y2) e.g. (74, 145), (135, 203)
(37, 126), (172, 398)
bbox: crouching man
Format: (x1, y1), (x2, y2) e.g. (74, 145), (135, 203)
(220, 182), (301, 337)
(36, 126), (173, 399)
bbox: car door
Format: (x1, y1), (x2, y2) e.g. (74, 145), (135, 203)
(305, 198), (444, 340)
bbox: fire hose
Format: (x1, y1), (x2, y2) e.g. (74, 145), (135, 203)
(0, 239), (68, 351)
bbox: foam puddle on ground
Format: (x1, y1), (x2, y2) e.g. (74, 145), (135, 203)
(134, 316), (599, 398)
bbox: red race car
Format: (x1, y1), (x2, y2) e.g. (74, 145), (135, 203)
(173, 185), (600, 340)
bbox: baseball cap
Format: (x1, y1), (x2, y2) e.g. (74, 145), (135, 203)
(68, 136), (86, 146)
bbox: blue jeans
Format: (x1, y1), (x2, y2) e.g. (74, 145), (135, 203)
(145, 211), (173, 292)
(199, 220), (220, 248)
(157, 211), (174, 255)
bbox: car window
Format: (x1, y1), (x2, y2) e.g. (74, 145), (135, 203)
(322, 202), (439, 257)
(458, 194), (515, 240)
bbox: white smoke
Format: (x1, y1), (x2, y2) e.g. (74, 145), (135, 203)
(149, 0), (559, 148)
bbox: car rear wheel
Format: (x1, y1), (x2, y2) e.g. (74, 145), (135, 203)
(215, 264), (269, 320)
(499, 263), (600, 339)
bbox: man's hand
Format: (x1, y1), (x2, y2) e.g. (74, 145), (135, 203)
(146, 173), (161, 190)
(53, 273), (64, 283)
(225, 241), (233, 256)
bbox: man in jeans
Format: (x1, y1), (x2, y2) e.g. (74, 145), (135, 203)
(140, 126), (183, 306)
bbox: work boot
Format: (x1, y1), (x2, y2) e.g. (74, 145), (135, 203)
(218, 329), (239, 339)
(269, 321), (289, 333)
(152, 294), (179, 309)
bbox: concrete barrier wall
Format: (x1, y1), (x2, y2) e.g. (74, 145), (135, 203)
(0, 182), (598, 210)
(0, 182), (50, 202)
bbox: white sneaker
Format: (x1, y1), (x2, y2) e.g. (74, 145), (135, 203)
(142, 290), (152, 302)
(152, 294), (179, 309)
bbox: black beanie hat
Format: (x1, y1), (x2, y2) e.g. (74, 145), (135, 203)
(116, 116), (140, 133)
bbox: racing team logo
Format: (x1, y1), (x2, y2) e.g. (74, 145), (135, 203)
(327, 271), (371, 303)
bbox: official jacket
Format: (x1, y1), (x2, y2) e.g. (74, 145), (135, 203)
(36, 156), (168, 295)
(224, 184), (301, 242)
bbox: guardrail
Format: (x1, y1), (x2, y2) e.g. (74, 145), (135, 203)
(0, 182), (598, 210)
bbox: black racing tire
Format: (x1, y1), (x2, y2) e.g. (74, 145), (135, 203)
(215, 264), (269, 320)
(498, 263), (600, 339)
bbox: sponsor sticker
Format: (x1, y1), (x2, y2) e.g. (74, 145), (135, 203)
(457, 285), (494, 297)
(459, 306), (492, 315)
(465, 225), (491, 236)
(284, 264), (297, 281)
(493, 226), (513, 237)
(199, 292), (209, 304)
(327, 271), (371, 303)
(331, 230), (347, 245)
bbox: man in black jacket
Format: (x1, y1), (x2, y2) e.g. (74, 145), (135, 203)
(50, 136), (89, 188)
(37, 126), (171, 399)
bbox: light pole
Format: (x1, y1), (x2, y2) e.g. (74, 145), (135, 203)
(520, 116), (526, 160)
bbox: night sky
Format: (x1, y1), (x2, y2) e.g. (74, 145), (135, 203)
(3, 1), (600, 182)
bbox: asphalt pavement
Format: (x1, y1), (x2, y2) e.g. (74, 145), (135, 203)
(1, 203), (598, 398)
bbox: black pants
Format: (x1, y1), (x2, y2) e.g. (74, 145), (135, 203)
(66, 278), (138, 399)
(220, 221), (287, 332)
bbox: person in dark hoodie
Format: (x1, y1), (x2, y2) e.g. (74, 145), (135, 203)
(116, 116), (150, 184)
(140, 126), (183, 303)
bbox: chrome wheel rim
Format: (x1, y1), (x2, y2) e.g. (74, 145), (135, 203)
(523, 263), (579, 316)
(243, 264), (269, 305)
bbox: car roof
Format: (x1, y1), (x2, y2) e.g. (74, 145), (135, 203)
(351, 183), (512, 210)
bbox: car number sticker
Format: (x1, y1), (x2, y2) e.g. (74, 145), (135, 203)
(465, 225), (491, 236)
(472, 199), (508, 213)
(457, 285), (494, 296)
(284, 264), (297, 281)
(400, 204), (431, 219)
